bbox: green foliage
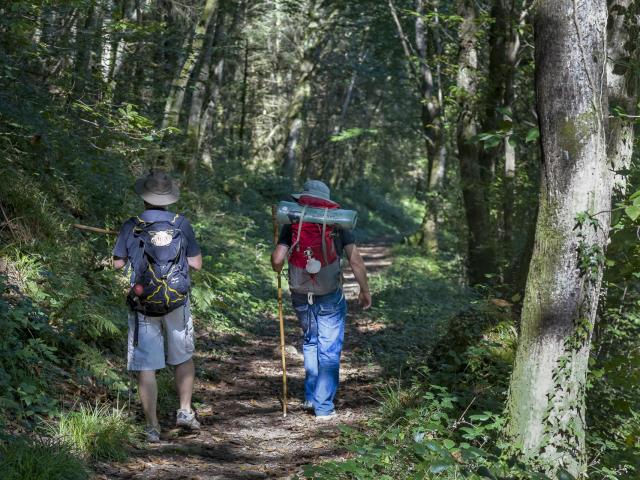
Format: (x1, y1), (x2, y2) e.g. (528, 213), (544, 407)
(50, 403), (136, 462)
(306, 245), (635, 479)
(0, 275), (60, 420)
(0, 436), (90, 480)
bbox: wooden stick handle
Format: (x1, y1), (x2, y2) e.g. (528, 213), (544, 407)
(272, 205), (288, 417)
(73, 224), (118, 235)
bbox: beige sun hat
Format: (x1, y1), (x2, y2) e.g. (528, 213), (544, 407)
(134, 170), (180, 206)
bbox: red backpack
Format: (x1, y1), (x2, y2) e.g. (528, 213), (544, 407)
(288, 195), (342, 296)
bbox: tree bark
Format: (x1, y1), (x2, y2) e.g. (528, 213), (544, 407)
(504, 0), (610, 475)
(388, 0), (446, 252)
(161, 0), (219, 129)
(279, 1), (335, 179)
(456, 0), (496, 284)
(607, 0), (636, 195)
(186, 6), (223, 145)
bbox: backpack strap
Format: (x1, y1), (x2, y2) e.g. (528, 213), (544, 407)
(289, 205), (307, 257)
(321, 207), (329, 265)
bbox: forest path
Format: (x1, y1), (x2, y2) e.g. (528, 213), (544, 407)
(98, 244), (394, 479)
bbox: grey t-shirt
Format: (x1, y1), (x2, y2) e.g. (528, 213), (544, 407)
(113, 208), (201, 260)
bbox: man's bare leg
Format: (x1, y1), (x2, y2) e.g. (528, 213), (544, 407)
(175, 358), (195, 411)
(138, 370), (159, 427)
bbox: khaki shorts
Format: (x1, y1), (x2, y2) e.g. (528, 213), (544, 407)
(127, 303), (194, 371)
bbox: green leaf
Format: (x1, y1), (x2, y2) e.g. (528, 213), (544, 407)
(525, 128), (540, 142)
(469, 413), (490, 421)
(428, 462), (451, 474)
(625, 205), (640, 221)
(477, 466), (497, 480)
(556, 469), (576, 480)
(442, 439), (455, 449)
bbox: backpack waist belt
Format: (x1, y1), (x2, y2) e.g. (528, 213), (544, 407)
(291, 288), (343, 305)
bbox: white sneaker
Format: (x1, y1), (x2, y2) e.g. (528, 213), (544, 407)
(302, 400), (314, 412)
(144, 425), (161, 442)
(315, 411), (337, 421)
(176, 409), (201, 430)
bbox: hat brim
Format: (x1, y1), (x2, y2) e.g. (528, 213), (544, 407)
(291, 192), (332, 202)
(135, 178), (180, 206)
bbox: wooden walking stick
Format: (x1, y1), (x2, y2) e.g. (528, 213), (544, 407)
(272, 205), (288, 417)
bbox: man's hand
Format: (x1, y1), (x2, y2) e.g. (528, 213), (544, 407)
(345, 244), (371, 309)
(187, 254), (203, 271)
(271, 244), (289, 272)
(358, 289), (372, 310)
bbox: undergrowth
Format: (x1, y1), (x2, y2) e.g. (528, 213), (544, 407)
(303, 247), (636, 480)
(50, 403), (136, 462)
(0, 436), (90, 480)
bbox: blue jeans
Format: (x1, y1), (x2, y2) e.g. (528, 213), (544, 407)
(292, 289), (347, 416)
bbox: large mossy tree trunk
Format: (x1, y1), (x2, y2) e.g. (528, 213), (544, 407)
(503, 0), (610, 476)
(456, 0), (496, 285)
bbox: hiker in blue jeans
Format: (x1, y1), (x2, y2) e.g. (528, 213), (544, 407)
(271, 180), (372, 420)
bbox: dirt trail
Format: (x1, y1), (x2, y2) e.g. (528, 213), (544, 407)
(98, 244), (393, 480)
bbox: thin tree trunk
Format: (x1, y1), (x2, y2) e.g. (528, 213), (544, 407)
(389, 0), (446, 252)
(607, 0), (636, 194)
(279, 1), (336, 179)
(237, 39), (250, 159)
(478, 0), (510, 183)
(186, 7), (222, 145)
(73, 2), (97, 93)
(161, 0), (219, 129)
(456, 0), (496, 284)
(502, 3), (529, 278)
(504, 0), (610, 475)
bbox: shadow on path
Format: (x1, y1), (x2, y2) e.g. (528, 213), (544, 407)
(96, 244), (395, 479)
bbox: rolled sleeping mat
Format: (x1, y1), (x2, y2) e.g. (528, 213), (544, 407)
(275, 201), (358, 230)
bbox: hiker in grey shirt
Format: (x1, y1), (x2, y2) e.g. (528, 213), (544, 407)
(113, 170), (202, 442)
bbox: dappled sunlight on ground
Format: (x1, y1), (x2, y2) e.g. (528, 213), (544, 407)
(96, 244), (397, 479)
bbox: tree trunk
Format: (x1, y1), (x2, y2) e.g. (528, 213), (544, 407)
(456, 0), (496, 284)
(186, 7), (223, 146)
(607, 0), (636, 195)
(73, 2), (97, 93)
(504, 1), (610, 476)
(478, 0), (510, 184)
(161, 0), (219, 129)
(237, 38), (250, 159)
(388, 0), (446, 252)
(278, 1), (335, 179)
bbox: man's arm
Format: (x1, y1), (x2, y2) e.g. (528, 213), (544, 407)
(345, 244), (372, 309)
(188, 254), (203, 271)
(113, 257), (126, 269)
(271, 244), (289, 272)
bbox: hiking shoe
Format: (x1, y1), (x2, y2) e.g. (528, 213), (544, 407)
(315, 411), (337, 421)
(302, 400), (314, 412)
(176, 409), (201, 430)
(144, 425), (161, 443)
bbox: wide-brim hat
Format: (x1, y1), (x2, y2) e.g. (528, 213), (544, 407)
(134, 170), (180, 206)
(292, 180), (333, 202)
